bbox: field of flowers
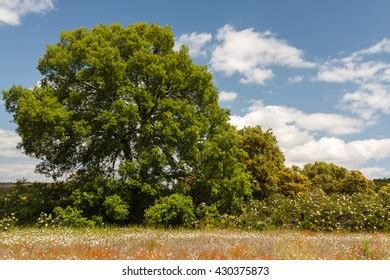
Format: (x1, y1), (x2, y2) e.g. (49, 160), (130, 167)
(0, 228), (389, 260)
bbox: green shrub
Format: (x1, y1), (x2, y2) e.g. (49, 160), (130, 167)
(237, 192), (389, 232)
(69, 176), (137, 223)
(378, 184), (390, 205)
(4, 181), (72, 225)
(103, 195), (129, 222)
(195, 202), (220, 229)
(0, 213), (18, 231)
(144, 194), (196, 228)
(36, 212), (58, 228)
(53, 206), (95, 228)
(69, 177), (115, 219)
(201, 190), (389, 232)
(340, 170), (375, 194)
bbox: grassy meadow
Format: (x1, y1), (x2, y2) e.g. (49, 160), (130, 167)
(0, 228), (389, 260)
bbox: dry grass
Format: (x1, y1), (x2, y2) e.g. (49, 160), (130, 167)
(0, 228), (389, 260)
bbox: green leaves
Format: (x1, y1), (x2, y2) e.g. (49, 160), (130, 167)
(302, 162), (375, 195)
(238, 126), (285, 199)
(3, 23), (222, 184)
(144, 194), (196, 228)
(103, 195), (129, 222)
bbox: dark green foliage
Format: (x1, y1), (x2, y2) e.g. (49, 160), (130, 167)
(191, 125), (251, 214)
(103, 195), (129, 222)
(1, 181), (71, 224)
(0, 187), (11, 218)
(373, 178), (390, 188)
(195, 202), (220, 229)
(144, 194), (196, 228)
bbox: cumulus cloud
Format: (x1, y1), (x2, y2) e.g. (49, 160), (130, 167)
(316, 38), (390, 84)
(219, 90), (237, 102)
(230, 100), (366, 136)
(341, 83), (390, 120)
(0, 162), (49, 182)
(174, 32), (212, 57)
(0, 129), (25, 158)
(315, 37), (390, 124)
(285, 137), (390, 167)
(229, 100), (390, 172)
(316, 60), (389, 83)
(239, 68), (274, 85)
(0, 129), (51, 181)
(358, 38), (390, 55)
(360, 167), (390, 179)
(210, 24), (315, 85)
(0, 0), (54, 25)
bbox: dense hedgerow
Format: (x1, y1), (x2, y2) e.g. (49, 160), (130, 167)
(1, 180), (389, 231)
(0, 180), (72, 225)
(203, 191), (389, 232)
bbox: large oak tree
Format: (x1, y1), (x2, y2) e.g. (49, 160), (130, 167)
(3, 23), (250, 215)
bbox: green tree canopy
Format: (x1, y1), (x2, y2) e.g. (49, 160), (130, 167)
(4, 23), (225, 182)
(277, 167), (310, 197)
(238, 126), (285, 199)
(302, 161), (374, 194)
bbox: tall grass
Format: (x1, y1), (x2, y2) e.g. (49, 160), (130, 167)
(1, 228), (388, 260)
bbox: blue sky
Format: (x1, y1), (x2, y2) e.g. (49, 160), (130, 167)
(1, 0), (390, 181)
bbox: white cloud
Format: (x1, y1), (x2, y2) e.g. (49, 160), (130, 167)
(0, 129), (51, 181)
(333, 38), (390, 65)
(284, 137), (390, 167)
(0, 0), (54, 25)
(219, 90), (237, 102)
(341, 83), (390, 120)
(0, 162), (48, 182)
(360, 167), (390, 179)
(288, 75), (304, 83)
(359, 38), (390, 55)
(229, 100), (390, 173)
(239, 68), (274, 85)
(230, 100), (366, 137)
(0, 129), (26, 158)
(210, 24), (315, 85)
(174, 32), (212, 57)
(316, 60), (389, 83)
(315, 38), (390, 123)
(316, 38), (390, 84)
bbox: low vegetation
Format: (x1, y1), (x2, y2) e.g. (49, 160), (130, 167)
(1, 228), (388, 260)
(0, 175), (388, 232)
